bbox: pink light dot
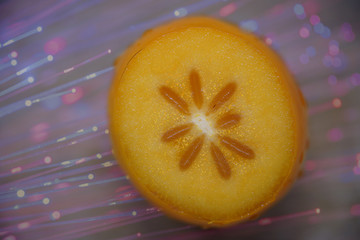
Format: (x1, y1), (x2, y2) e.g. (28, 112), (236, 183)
(340, 23), (355, 42)
(299, 27), (310, 38)
(259, 218), (272, 225)
(353, 166), (360, 175)
(350, 204), (360, 216)
(61, 87), (84, 105)
(332, 98), (342, 108)
(329, 45), (339, 56)
(30, 122), (50, 143)
(17, 222), (30, 230)
(54, 183), (70, 189)
(305, 160), (316, 171)
(51, 211), (61, 220)
(76, 158), (86, 165)
(309, 15), (320, 25)
(4, 235), (16, 240)
(327, 128), (344, 142)
(44, 156), (52, 164)
(44, 37), (66, 55)
(265, 37), (273, 45)
(219, 3), (237, 17)
(136, 233), (141, 237)
(10, 51), (18, 58)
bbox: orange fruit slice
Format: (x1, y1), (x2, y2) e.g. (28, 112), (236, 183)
(109, 17), (307, 227)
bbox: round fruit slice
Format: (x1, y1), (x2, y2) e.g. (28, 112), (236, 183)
(109, 17), (307, 227)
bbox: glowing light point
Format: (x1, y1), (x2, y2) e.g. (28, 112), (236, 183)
(51, 211), (61, 220)
(92, 126), (98, 132)
(259, 218), (272, 225)
(88, 174), (94, 180)
(10, 51), (18, 58)
(42, 198), (50, 205)
(27, 76), (35, 83)
(37, 26), (43, 32)
(47, 55), (54, 61)
(25, 100), (32, 107)
(315, 208), (320, 214)
(174, 8), (187, 17)
(299, 27), (310, 38)
(18, 222), (30, 230)
(71, 88), (76, 93)
(96, 153), (102, 159)
(137, 233), (141, 237)
(11, 59), (17, 66)
(16, 189), (25, 198)
(44, 156), (52, 164)
(4, 235), (16, 240)
(132, 211), (137, 216)
(332, 98), (342, 108)
(11, 167), (22, 174)
(108, 49), (112, 53)
(105, 129), (109, 134)
(102, 161), (113, 167)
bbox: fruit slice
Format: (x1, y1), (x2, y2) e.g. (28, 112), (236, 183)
(109, 17), (307, 227)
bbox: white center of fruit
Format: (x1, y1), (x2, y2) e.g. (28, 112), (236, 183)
(192, 113), (214, 136)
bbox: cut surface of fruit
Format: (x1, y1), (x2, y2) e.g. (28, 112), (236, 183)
(109, 17), (307, 227)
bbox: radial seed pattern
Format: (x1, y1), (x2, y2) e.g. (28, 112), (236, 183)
(159, 70), (255, 179)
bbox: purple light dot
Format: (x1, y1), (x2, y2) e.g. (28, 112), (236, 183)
(327, 128), (344, 142)
(353, 166), (360, 175)
(340, 23), (356, 42)
(309, 15), (320, 25)
(299, 54), (309, 64)
(328, 75), (337, 85)
(329, 44), (339, 56)
(322, 55), (332, 68)
(332, 57), (342, 68)
(350, 73), (360, 86)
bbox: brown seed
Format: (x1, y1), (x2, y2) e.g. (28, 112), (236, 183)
(180, 135), (205, 170)
(159, 86), (190, 115)
(189, 69), (203, 109)
(216, 113), (241, 129)
(161, 123), (193, 142)
(207, 82), (237, 115)
(220, 136), (255, 159)
(210, 142), (231, 179)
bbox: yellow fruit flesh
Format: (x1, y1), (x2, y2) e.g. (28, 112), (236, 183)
(109, 17), (307, 227)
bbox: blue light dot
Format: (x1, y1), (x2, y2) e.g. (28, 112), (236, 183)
(306, 46), (316, 57)
(293, 4), (304, 15)
(240, 20), (258, 32)
(314, 23), (325, 34)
